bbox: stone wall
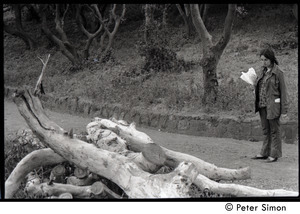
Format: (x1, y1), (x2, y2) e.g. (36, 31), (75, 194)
(5, 86), (298, 144)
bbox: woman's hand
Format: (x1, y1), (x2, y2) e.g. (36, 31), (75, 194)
(279, 113), (288, 124)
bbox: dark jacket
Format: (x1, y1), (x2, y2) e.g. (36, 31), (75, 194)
(254, 64), (288, 119)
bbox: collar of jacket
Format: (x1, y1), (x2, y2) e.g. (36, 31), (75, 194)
(257, 64), (281, 80)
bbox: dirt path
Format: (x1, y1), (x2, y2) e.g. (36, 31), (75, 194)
(4, 100), (299, 193)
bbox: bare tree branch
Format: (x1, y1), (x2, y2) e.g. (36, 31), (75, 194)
(5, 148), (65, 198)
(34, 54), (50, 96)
(214, 4), (236, 55)
(190, 4), (213, 52)
(75, 5), (104, 59)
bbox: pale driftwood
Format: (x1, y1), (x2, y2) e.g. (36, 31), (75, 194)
(28, 180), (122, 199)
(86, 123), (163, 173)
(12, 89), (198, 198)
(67, 174), (95, 186)
(48, 192), (73, 199)
(89, 118), (299, 197)
(9, 88), (298, 198)
(50, 164), (66, 183)
(86, 124), (127, 153)
(74, 167), (88, 179)
(5, 148), (65, 198)
(90, 118), (251, 181)
(34, 54), (50, 96)
(194, 174), (298, 197)
(26, 182), (102, 199)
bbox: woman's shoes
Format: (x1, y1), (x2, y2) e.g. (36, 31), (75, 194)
(265, 157), (278, 163)
(251, 155), (278, 162)
(251, 155), (268, 160)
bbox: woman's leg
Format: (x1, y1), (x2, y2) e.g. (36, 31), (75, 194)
(259, 108), (271, 157)
(269, 118), (282, 158)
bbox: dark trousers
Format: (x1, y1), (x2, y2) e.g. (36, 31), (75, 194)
(259, 108), (282, 158)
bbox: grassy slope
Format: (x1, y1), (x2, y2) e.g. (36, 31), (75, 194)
(4, 4), (298, 120)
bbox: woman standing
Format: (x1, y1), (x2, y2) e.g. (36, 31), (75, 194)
(252, 48), (289, 163)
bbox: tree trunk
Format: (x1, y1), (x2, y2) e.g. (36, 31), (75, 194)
(88, 118), (298, 197)
(93, 4), (125, 61)
(176, 4), (194, 37)
(86, 124), (162, 173)
(76, 4), (103, 59)
(190, 4), (236, 104)
(6, 89), (298, 198)
(200, 4), (210, 24)
(144, 4), (154, 44)
(293, 4), (298, 21)
(4, 4), (36, 50)
(4, 23), (36, 50)
(38, 4), (81, 67)
(195, 174), (298, 197)
(12, 4), (23, 30)
(49, 164), (66, 183)
(26, 180), (108, 199)
(11, 89), (198, 198)
(92, 118), (250, 181)
(201, 54), (220, 104)
(5, 148), (65, 198)
(67, 175), (95, 186)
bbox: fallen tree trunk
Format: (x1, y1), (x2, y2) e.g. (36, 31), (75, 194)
(194, 174), (298, 197)
(11, 89), (198, 198)
(86, 122), (165, 173)
(6, 88), (298, 198)
(6, 146), (297, 198)
(90, 118), (251, 181)
(87, 118), (298, 197)
(26, 180), (113, 199)
(5, 148), (65, 198)
(67, 175), (95, 186)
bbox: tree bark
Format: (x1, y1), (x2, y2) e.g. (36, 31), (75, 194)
(4, 23), (36, 50)
(49, 164), (66, 183)
(11, 89), (198, 198)
(176, 4), (194, 37)
(195, 173), (298, 197)
(26, 180), (107, 199)
(5, 148), (65, 198)
(144, 4), (154, 44)
(67, 175), (95, 186)
(4, 4), (36, 50)
(293, 4), (298, 21)
(93, 4), (126, 60)
(74, 167), (88, 179)
(200, 4), (210, 24)
(76, 4), (103, 59)
(6, 127), (297, 198)
(91, 118), (251, 181)
(86, 124), (162, 173)
(89, 118), (299, 197)
(190, 4), (236, 105)
(39, 4), (81, 67)
(7, 78), (298, 198)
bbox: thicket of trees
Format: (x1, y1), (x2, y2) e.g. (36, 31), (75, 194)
(3, 4), (298, 104)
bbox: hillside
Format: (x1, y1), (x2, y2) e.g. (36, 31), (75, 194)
(4, 4), (298, 120)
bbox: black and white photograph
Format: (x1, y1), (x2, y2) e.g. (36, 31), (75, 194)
(2, 3), (299, 202)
